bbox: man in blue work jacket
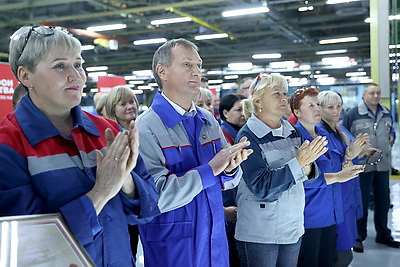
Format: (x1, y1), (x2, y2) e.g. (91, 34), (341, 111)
(136, 38), (253, 267)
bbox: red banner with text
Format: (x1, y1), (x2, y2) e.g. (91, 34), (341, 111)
(97, 76), (126, 94)
(0, 63), (19, 119)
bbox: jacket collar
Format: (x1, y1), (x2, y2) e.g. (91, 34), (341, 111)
(358, 100), (387, 116)
(15, 95), (100, 147)
(247, 115), (295, 139)
(152, 91), (211, 128)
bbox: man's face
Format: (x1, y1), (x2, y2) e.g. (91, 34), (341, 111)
(363, 85), (381, 108)
(239, 79), (252, 98)
(162, 45), (202, 100)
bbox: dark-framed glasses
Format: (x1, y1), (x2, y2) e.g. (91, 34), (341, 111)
(16, 26), (70, 61)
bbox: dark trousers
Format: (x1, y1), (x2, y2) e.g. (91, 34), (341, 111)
(357, 171), (391, 241)
(297, 224), (337, 267)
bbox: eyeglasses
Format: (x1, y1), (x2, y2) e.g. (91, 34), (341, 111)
(17, 26), (70, 61)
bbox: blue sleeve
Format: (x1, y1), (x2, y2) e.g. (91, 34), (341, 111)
(121, 155), (160, 224)
(236, 130), (300, 199)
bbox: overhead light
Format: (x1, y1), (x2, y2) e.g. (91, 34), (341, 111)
(131, 90), (144, 94)
(128, 80), (145, 85)
(137, 85), (151, 90)
(316, 49), (348, 55)
(86, 66), (108, 72)
(81, 45), (95, 51)
(87, 23), (127, 32)
(228, 62), (253, 70)
(90, 88), (98, 93)
(208, 79), (224, 84)
(326, 0), (361, 4)
(300, 71), (312, 75)
(313, 74), (329, 78)
(299, 64), (311, 70)
(224, 75), (239, 79)
(124, 75), (137, 80)
(365, 14), (400, 23)
(389, 44), (400, 49)
(317, 77), (336, 85)
(252, 53), (281, 59)
(284, 75), (292, 79)
(87, 72), (107, 78)
(319, 37), (358, 44)
(151, 17), (192, 25)
(298, 6), (314, 12)
(321, 56), (350, 64)
(134, 38), (167, 45)
(194, 33), (228, 40)
(222, 6), (270, 17)
(148, 83), (159, 87)
(389, 53), (400, 57)
(207, 70), (224, 75)
(390, 14), (400, 20)
(132, 70), (153, 77)
(269, 61), (296, 69)
(346, 71), (367, 77)
(289, 77), (308, 87)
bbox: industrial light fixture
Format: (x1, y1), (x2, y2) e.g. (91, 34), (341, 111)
(87, 71), (107, 78)
(138, 85), (151, 90)
(224, 75), (239, 79)
(222, 6), (270, 17)
(326, 0), (361, 4)
(321, 56), (350, 64)
(346, 71), (367, 77)
(269, 61), (296, 69)
(124, 75), (137, 80)
(81, 45), (95, 51)
(299, 64), (311, 70)
(252, 53), (282, 59)
(86, 23), (127, 32)
(316, 49), (348, 55)
(86, 66), (108, 72)
(128, 80), (145, 85)
(208, 79), (224, 84)
(227, 62), (253, 70)
(133, 38), (167, 45)
(364, 14), (399, 23)
(298, 6), (314, 12)
(389, 44), (400, 49)
(151, 17), (192, 25)
(319, 37), (358, 44)
(194, 33), (228, 40)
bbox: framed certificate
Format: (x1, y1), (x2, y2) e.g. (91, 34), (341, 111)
(0, 213), (94, 267)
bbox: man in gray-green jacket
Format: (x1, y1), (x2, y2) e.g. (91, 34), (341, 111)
(343, 83), (399, 252)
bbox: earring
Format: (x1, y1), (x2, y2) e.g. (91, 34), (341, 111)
(28, 86), (33, 93)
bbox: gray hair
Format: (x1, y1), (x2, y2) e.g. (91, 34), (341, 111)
(152, 38), (198, 89)
(9, 26), (82, 81)
(242, 73), (288, 119)
(194, 87), (213, 104)
(318, 90), (342, 107)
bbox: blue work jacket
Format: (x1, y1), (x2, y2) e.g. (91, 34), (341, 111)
(295, 122), (344, 229)
(318, 122), (363, 250)
(137, 92), (239, 267)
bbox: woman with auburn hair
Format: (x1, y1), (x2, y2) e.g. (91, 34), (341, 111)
(289, 88), (366, 267)
(235, 73), (327, 267)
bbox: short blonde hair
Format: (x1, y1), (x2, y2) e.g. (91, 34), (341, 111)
(242, 73), (288, 119)
(105, 85), (139, 123)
